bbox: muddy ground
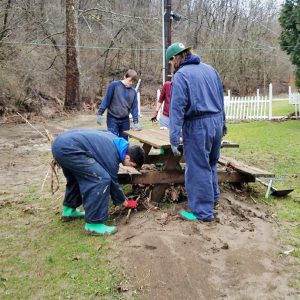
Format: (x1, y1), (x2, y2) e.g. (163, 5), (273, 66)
(0, 114), (298, 299)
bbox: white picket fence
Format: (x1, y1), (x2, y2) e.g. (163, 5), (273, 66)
(225, 83), (300, 121)
(225, 95), (269, 121)
(153, 82), (299, 122)
(225, 84), (274, 120)
(288, 87), (300, 117)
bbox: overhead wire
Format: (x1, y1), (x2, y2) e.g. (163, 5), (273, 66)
(0, 40), (284, 52)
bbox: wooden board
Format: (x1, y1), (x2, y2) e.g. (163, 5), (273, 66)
(218, 156), (275, 178)
(118, 168), (254, 185)
(118, 165), (141, 175)
(125, 129), (239, 149)
(125, 129), (171, 149)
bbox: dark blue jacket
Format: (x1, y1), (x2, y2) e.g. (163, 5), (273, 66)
(52, 129), (128, 203)
(169, 54), (225, 146)
(98, 80), (138, 123)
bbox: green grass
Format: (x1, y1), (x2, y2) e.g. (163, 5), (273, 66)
(0, 186), (124, 299)
(272, 100), (294, 117)
(225, 120), (300, 194)
(225, 120), (300, 266)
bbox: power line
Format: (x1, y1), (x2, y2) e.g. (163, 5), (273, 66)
(0, 40), (283, 52)
(78, 7), (159, 21)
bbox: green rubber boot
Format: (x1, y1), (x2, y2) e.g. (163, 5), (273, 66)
(179, 210), (198, 221)
(61, 205), (85, 222)
(85, 223), (117, 235)
(179, 210), (213, 222)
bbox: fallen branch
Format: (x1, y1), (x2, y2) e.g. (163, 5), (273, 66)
(41, 165), (51, 192)
(16, 112), (48, 141)
(17, 112), (60, 194)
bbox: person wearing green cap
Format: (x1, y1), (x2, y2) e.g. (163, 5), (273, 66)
(52, 129), (145, 235)
(166, 42), (227, 222)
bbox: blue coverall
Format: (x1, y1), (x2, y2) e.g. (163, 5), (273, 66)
(169, 54), (226, 221)
(52, 130), (128, 223)
(98, 80), (139, 140)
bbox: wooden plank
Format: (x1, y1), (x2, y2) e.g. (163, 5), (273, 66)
(118, 165), (141, 175)
(125, 129), (239, 150)
(125, 129), (170, 149)
(218, 156), (275, 177)
(118, 169), (254, 184)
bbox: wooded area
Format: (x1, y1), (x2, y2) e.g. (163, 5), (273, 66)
(0, 0), (293, 114)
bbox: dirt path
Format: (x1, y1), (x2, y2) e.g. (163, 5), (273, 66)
(114, 197), (297, 299)
(0, 114), (298, 299)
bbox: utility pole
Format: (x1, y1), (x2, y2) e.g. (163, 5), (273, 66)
(162, 0), (172, 83)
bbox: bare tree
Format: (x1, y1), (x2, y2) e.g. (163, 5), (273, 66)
(65, 0), (81, 110)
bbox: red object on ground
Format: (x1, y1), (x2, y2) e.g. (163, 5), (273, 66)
(124, 200), (138, 209)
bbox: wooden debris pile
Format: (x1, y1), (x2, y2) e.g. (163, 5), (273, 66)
(132, 183), (187, 204)
(163, 185), (187, 202)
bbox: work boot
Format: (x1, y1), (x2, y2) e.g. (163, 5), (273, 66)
(61, 205), (85, 222)
(179, 210), (213, 222)
(85, 223), (117, 235)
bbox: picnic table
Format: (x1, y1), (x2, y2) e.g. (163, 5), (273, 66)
(119, 129), (236, 181)
(117, 129), (274, 201)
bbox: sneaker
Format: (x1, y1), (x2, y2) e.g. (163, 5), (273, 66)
(61, 205), (85, 222)
(179, 210), (213, 222)
(85, 223), (117, 235)
(179, 210), (197, 221)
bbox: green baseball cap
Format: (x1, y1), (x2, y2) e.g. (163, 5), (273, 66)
(166, 42), (191, 61)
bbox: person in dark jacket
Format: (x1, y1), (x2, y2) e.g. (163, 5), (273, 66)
(166, 42), (226, 222)
(97, 69), (142, 140)
(52, 129), (145, 235)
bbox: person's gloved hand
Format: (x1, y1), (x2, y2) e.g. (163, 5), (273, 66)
(97, 115), (102, 125)
(150, 111), (158, 122)
(171, 145), (181, 156)
(133, 122), (142, 131)
(124, 199), (138, 209)
(223, 125), (228, 137)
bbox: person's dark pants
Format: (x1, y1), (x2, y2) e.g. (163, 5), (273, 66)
(182, 113), (223, 221)
(107, 114), (130, 141)
(52, 144), (112, 223)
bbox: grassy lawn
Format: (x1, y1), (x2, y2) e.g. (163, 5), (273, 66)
(0, 186), (124, 299)
(272, 100), (295, 117)
(225, 120), (300, 262)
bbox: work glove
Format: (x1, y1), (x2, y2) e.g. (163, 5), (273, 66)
(124, 199), (138, 209)
(223, 125), (228, 137)
(150, 111), (158, 122)
(171, 145), (181, 157)
(133, 122), (142, 131)
(97, 115), (102, 125)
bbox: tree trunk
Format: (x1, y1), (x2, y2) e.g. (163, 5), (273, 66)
(0, 0), (12, 41)
(65, 0), (81, 110)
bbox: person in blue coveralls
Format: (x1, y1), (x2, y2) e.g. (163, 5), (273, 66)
(166, 42), (227, 222)
(52, 129), (145, 235)
(97, 69), (142, 139)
